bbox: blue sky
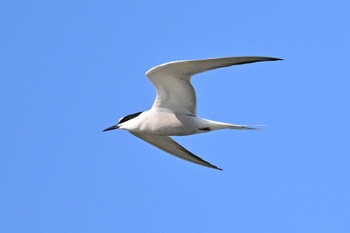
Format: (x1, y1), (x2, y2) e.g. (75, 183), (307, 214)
(1, 0), (350, 232)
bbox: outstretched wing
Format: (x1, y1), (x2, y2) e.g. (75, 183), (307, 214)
(131, 132), (222, 170)
(146, 56), (282, 116)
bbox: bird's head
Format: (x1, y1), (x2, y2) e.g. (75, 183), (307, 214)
(103, 111), (143, 132)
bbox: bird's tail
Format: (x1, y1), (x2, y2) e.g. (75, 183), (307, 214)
(204, 119), (263, 131)
(225, 123), (259, 130)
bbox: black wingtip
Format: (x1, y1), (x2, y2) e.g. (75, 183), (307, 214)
(265, 57), (283, 61)
(209, 164), (223, 171)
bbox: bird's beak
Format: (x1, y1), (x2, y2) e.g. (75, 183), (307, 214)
(103, 125), (119, 132)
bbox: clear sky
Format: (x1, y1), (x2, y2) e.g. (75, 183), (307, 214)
(1, 0), (350, 232)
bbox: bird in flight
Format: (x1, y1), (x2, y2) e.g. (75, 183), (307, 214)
(103, 56), (282, 170)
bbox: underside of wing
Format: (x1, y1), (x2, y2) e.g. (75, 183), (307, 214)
(131, 132), (222, 170)
(146, 56), (282, 116)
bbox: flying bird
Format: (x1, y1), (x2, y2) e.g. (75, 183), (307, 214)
(103, 56), (282, 170)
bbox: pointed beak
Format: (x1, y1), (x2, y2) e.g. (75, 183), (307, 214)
(103, 125), (119, 132)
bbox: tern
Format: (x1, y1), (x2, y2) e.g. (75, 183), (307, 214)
(103, 56), (281, 170)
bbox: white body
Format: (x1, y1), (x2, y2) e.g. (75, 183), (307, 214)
(120, 109), (250, 136)
(104, 56), (281, 170)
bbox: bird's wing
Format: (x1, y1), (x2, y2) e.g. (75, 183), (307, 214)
(146, 56), (282, 116)
(131, 132), (222, 170)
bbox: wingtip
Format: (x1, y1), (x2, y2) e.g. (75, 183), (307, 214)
(209, 164), (223, 171)
(265, 57), (283, 61)
(272, 57), (283, 61)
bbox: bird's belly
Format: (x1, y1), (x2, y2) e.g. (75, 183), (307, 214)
(138, 112), (200, 136)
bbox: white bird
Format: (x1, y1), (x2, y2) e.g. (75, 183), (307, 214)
(103, 56), (282, 170)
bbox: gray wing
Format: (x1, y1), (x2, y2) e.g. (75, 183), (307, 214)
(146, 56), (282, 116)
(131, 132), (222, 170)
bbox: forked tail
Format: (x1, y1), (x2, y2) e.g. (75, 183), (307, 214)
(224, 123), (259, 130)
(204, 119), (261, 131)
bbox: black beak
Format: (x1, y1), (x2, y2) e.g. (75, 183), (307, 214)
(103, 125), (119, 132)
